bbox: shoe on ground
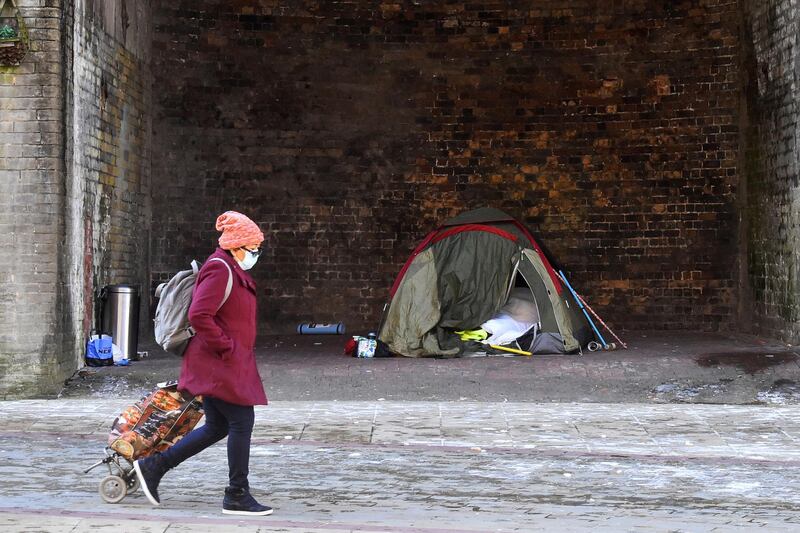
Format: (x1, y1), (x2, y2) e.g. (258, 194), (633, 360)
(222, 486), (273, 516)
(133, 454), (167, 506)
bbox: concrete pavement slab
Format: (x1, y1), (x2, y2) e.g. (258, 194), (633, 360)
(68, 517), (172, 532)
(0, 513), (83, 532)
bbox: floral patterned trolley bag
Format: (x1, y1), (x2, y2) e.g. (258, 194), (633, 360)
(85, 381), (204, 503)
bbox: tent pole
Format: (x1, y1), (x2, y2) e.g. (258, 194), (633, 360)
(557, 270), (608, 348)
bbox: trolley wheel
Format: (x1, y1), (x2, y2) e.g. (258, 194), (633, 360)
(125, 472), (140, 493)
(99, 475), (127, 504)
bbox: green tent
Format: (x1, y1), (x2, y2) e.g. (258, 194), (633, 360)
(379, 208), (594, 357)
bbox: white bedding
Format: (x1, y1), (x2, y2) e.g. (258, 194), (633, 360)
(481, 288), (540, 345)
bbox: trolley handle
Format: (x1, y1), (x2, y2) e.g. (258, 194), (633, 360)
(84, 451), (117, 474)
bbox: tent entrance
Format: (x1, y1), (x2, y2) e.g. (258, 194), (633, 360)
(475, 271), (542, 352)
(518, 248), (587, 354)
(509, 271), (542, 352)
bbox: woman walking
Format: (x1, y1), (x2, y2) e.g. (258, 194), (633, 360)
(134, 211), (271, 516)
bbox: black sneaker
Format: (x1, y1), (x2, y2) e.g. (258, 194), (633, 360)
(222, 486), (273, 516)
(133, 454), (168, 506)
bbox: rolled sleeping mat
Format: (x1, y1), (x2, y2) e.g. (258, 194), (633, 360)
(297, 322), (346, 335)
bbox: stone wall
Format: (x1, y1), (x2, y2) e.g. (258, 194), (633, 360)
(0, 0), (151, 398)
(151, 0), (741, 334)
(739, 0), (800, 342)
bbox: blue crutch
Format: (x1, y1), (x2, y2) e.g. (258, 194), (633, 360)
(558, 270), (608, 350)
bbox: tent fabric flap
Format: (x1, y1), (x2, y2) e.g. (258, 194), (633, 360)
(379, 230), (519, 357)
(430, 231), (520, 354)
(520, 249), (581, 352)
(378, 248), (453, 357)
(521, 249), (594, 352)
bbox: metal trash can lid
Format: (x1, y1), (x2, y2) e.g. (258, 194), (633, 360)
(105, 284), (139, 294)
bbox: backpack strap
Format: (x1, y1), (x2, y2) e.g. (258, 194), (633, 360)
(156, 259), (201, 300)
(208, 257), (234, 311)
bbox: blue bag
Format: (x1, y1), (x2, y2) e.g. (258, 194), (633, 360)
(86, 334), (114, 367)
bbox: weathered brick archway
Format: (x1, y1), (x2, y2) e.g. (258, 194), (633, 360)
(1, 0), (799, 397)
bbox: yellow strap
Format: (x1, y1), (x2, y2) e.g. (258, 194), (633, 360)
(489, 344), (532, 356)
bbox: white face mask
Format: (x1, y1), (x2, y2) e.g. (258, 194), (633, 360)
(237, 249), (260, 271)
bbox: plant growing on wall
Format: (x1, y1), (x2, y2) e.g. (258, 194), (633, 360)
(0, 24), (16, 39)
(0, 0), (28, 66)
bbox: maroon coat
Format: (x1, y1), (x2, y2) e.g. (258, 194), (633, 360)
(178, 248), (268, 406)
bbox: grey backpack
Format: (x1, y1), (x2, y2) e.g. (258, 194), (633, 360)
(154, 258), (233, 356)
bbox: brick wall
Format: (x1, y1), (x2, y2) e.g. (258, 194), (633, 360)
(0, 0), (66, 397)
(151, 0), (741, 334)
(0, 0), (151, 399)
(739, 0), (800, 343)
(63, 0), (152, 365)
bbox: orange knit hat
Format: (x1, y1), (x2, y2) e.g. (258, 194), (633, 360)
(215, 211), (264, 250)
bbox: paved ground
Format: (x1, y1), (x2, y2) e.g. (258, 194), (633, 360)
(1, 400), (800, 532)
(4, 331), (800, 531)
(55, 331), (800, 405)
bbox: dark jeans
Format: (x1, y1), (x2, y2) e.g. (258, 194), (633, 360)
(159, 396), (255, 489)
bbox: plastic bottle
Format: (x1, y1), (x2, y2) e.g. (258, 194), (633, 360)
(365, 333), (377, 358)
(355, 333), (377, 358)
